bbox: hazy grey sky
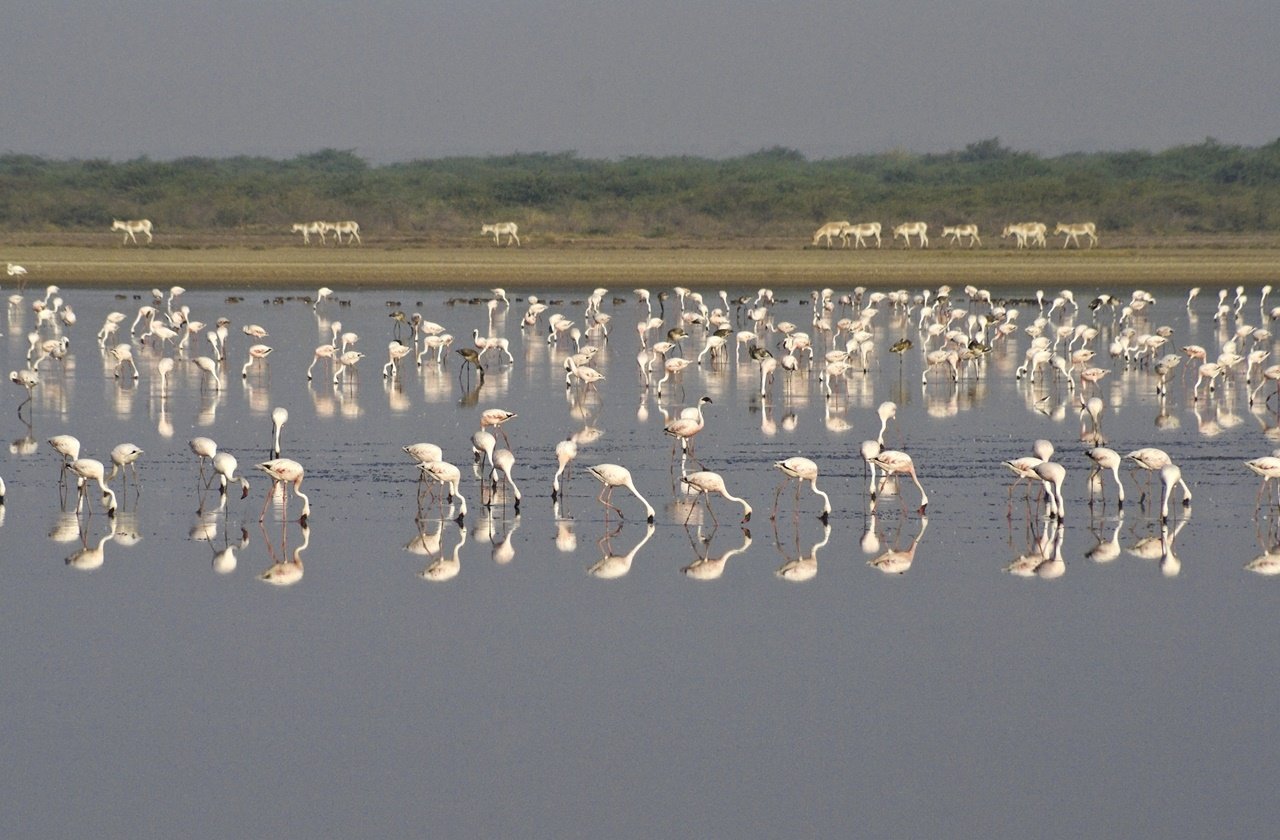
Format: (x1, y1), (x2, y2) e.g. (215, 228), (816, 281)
(3, 1), (1277, 162)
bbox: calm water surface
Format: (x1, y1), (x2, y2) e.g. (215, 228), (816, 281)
(1, 282), (1277, 839)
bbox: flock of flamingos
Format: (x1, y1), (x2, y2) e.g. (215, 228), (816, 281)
(6, 237), (1280, 581)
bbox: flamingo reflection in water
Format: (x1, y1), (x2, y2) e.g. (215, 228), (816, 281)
(259, 523), (310, 587)
(1126, 517), (1188, 577)
(867, 515), (929, 575)
(588, 521), (655, 579)
(415, 520), (467, 582)
(66, 519), (118, 571)
(681, 526), (753, 581)
(1006, 517), (1066, 579)
(773, 519), (831, 582)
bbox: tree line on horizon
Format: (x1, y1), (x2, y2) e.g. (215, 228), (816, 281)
(0, 138), (1277, 241)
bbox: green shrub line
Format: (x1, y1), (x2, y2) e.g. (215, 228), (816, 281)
(2, 138), (1278, 239)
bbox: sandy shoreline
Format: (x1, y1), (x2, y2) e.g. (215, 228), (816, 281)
(2, 241), (1277, 290)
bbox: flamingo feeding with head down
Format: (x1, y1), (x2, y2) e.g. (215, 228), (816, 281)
(587, 464), (656, 523)
(256, 458), (311, 525)
(772, 457), (832, 522)
(680, 470), (752, 524)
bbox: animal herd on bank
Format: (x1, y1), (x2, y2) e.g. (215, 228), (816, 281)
(8, 261), (1280, 580)
(80, 218), (1101, 250)
(811, 219), (1099, 249)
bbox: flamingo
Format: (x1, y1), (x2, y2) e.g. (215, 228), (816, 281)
(1159, 464), (1188, 522)
(480, 409), (518, 448)
(587, 464), (655, 523)
(1033, 461), (1067, 520)
(213, 452), (251, 499)
(1003, 439), (1055, 501)
(193, 356), (222, 391)
(419, 461), (467, 520)
(1084, 447), (1125, 509)
(256, 458), (311, 524)
(404, 442), (445, 501)
(1245, 456), (1280, 510)
(772, 457), (832, 522)
(241, 344), (273, 379)
(333, 350), (364, 385)
(382, 341), (413, 379)
(491, 449), (522, 511)
(48, 435), (81, 489)
(107, 443), (144, 486)
(183, 435), (217, 477)
(680, 470), (752, 524)
(314, 286), (333, 310)
(871, 450), (930, 515)
(471, 430), (497, 475)
(66, 458), (117, 517)
(664, 396), (712, 461)
(1126, 447), (1191, 506)
(876, 401), (899, 446)
(552, 439), (578, 500)
(10, 368), (38, 408)
(307, 344), (337, 381)
(155, 357), (175, 393)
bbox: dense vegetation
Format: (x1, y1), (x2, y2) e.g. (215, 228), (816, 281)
(1, 138), (1277, 241)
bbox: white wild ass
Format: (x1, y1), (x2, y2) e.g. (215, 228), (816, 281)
(111, 219), (153, 244)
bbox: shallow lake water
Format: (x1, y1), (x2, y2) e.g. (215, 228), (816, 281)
(1, 281), (1278, 839)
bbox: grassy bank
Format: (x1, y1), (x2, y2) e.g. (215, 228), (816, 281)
(2, 238), (1278, 290)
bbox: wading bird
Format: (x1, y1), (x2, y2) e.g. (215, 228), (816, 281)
(680, 470), (752, 524)
(587, 464), (656, 523)
(772, 456), (832, 522)
(256, 458), (311, 525)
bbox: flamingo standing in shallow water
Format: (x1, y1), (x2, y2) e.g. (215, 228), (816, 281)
(1033, 461), (1067, 520)
(587, 464), (656, 523)
(241, 344), (273, 379)
(552, 439), (578, 501)
(490, 449), (522, 512)
(480, 409), (518, 448)
(419, 460), (468, 521)
(107, 443), (144, 489)
(772, 457), (832, 522)
(256, 458), (311, 524)
(66, 458), (117, 517)
(193, 356), (222, 391)
(870, 450), (929, 515)
(1244, 455), (1280, 510)
(1085, 447), (1125, 509)
(680, 470), (752, 524)
(270, 407), (288, 458)
(213, 452), (251, 499)
(1159, 464), (1189, 522)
